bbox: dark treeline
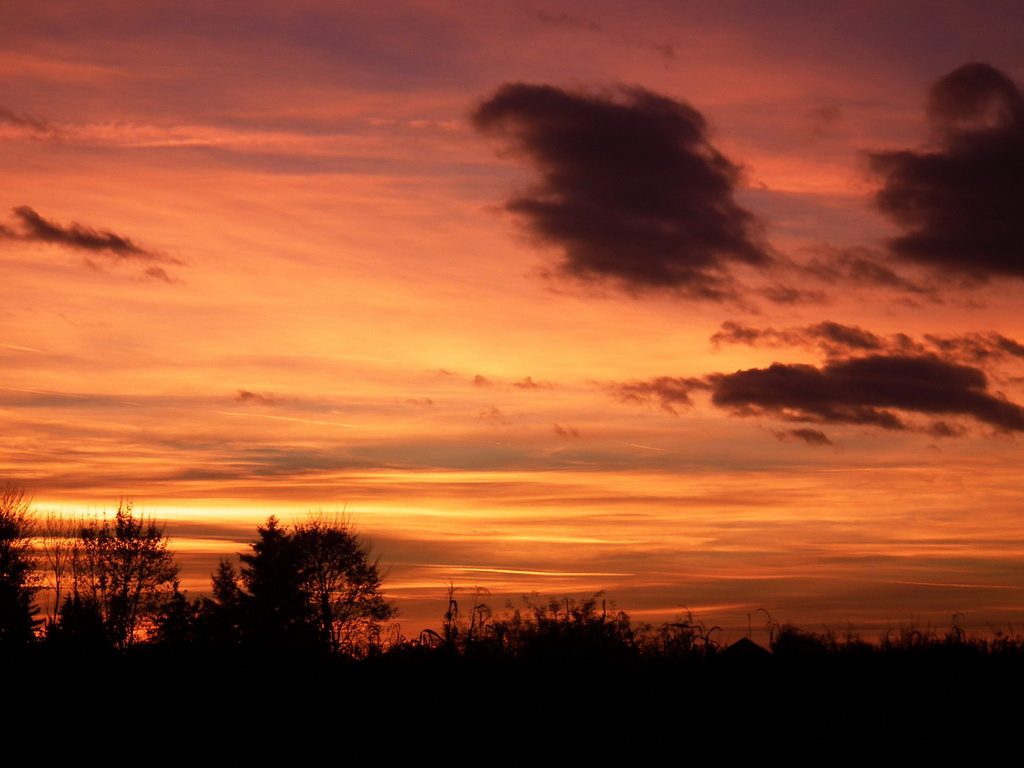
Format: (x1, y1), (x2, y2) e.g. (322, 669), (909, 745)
(0, 484), (395, 655)
(5, 482), (1024, 661)
(3, 484), (1024, 761)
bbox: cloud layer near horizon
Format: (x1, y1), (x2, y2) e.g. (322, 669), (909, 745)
(473, 83), (770, 299)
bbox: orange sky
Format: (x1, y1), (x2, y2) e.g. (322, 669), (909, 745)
(4, 1), (1024, 640)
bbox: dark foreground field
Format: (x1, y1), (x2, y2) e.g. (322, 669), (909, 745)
(6, 643), (1022, 763)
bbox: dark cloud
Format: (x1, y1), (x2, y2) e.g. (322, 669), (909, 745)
(807, 105), (841, 137)
(472, 374), (491, 387)
(1, 207), (180, 281)
(533, 11), (602, 31)
(925, 420), (966, 438)
(142, 266), (174, 283)
(758, 284), (827, 305)
(710, 321), (768, 348)
(811, 322), (886, 352)
(619, 322), (1024, 440)
(235, 390), (280, 406)
(6, 206), (172, 261)
(712, 320), (1024, 366)
(609, 376), (707, 415)
(711, 320), (887, 357)
(773, 428), (833, 446)
(709, 354), (1024, 433)
(553, 423), (581, 438)
(0, 107), (54, 134)
(803, 248), (931, 294)
(652, 41), (676, 60)
(513, 376), (551, 389)
(869, 63), (1024, 280)
(401, 397), (434, 407)
(479, 405), (510, 424)
(473, 83), (771, 299)
(924, 332), (1024, 363)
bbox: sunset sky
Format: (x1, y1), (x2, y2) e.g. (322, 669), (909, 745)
(5, 1), (1024, 639)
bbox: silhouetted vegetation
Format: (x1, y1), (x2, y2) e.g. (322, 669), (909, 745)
(418, 586), (643, 663)
(192, 513), (396, 654)
(43, 500), (178, 648)
(4, 486), (1024, 761)
(0, 483), (39, 645)
(5, 486), (1024, 665)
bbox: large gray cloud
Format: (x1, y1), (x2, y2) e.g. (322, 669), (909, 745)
(869, 63), (1024, 280)
(473, 83), (771, 299)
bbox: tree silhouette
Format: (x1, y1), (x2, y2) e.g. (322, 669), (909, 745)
(198, 559), (245, 645)
(38, 511), (76, 627)
(0, 483), (40, 645)
(292, 514), (395, 653)
(238, 515), (317, 648)
(223, 514), (396, 653)
(56, 500), (178, 647)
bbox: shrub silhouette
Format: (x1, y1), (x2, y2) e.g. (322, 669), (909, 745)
(423, 588), (637, 663)
(641, 608), (722, 658)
